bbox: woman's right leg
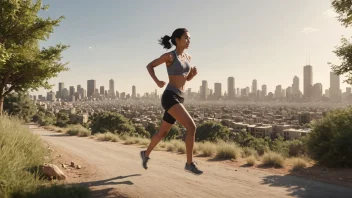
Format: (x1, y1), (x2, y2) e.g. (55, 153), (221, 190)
(145, 120), (173, 157)
(167, 103), (203, 175)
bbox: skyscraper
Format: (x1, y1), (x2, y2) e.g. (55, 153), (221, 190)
(109, 79), (115, 96)
(286, 86), (292, 99)
(58, 82), (64, 98)
(132, 85), (136, 99)
(245, 87), (250, 96)
(227, 77), (235, 99)
(77, 85), (81, 91)
(87, 79), (96, 98)
(62, 88), (69, 99)
(214, 83), (222, 99)
(313, 83), (323, 99)
(100, 86), (105, 95)
(252, 79), (257, 96)
(261, 84), (267, 97)
(201, 80), (208, 100)
(292, 76), (299, 97)
(330, 72), (340, 101)
(69, 86), (75, 96)
(303, 65), (313, 98)
(275, 85), (282, 98)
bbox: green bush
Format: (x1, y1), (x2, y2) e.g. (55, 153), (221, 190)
(164, 125), (182, 141)
(248, 138), (269, 156)
(135, 125), (150, 138)
(55, 111), (70, 128)
(66, 125), (91, 137)
(270, 136), (289, 157)
(3, 92), (36, 122)
(307, 108), (352, 167)
(233, 130), (255, 147)
(196, 121), (230, 142)
(241, 147), (258, 158)
(36, 111), (56, 126)
(90, 111), (136, 135)
(288, 139), (307, 157)
(215, 142), (241, 160)
(262, 152), (285, 168)
(197, 141), (217, 157)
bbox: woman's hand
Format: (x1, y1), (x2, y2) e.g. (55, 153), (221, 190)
(191, 66), (197, 76)
(187, 66), (197, 81)
(156, 80), (166, 88)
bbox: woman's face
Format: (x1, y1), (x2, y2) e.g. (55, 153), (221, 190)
(176, 32), (191, 49)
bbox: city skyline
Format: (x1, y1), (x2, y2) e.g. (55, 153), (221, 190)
(30, 0), (352, 96)
(41, 64), (350, 101)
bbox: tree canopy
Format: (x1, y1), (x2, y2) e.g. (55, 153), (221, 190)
(329, 0), (352, 84)
(0, 0), (69, 115)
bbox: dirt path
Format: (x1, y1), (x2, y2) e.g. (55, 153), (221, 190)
(29, 125), (352, 198)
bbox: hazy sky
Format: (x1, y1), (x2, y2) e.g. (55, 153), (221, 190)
(32, 0), (352, 96)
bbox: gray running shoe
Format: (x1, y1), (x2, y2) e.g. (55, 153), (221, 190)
(185, 162), (203, 175)
(140, 150), (150, 169)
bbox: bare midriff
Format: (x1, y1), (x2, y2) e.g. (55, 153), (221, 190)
(168, 74), (188, 92)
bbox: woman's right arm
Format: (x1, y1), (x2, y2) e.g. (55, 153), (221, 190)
(146, 52), (172, 87)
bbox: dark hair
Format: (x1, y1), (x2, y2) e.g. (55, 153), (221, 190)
(158, 28), (188, 49)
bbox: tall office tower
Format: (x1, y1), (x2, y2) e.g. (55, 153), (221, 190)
(286, 86), (292, 98)
(132, 85), (136, 99)
(245, 87), (250, 96)
(69, 86), (75, 96)
(109, 79), (115, 96)
(100, 86), (105, 95)
(292, 76), (299, 97)
(200, 80), (208, 100)
(214, 83), (222, 99)
(227, 77), (235, 99)
(330, 72), (340, 101)
(303, 65), (313, 98)
(58, 82), (64, 98)
(261, 84), (267, 97)
(252, 79), (257, 96)
(275, 85), (282, 98)
(87, 79), (96, 98)
(312, 83), (323, 99)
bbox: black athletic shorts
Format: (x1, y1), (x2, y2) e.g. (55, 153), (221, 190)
(161, 90), (185, 124)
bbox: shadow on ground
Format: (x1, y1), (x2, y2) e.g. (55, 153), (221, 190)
(13, 174), (141, 198)
(261, 172), (352, 198)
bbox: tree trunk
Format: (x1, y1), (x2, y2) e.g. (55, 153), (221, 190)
(0, 96), (3, 116)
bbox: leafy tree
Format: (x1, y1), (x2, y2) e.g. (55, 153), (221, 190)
(329, 1), (352, 84)
(248, 138), (270, 156)
(0, 0), (69, 115)
(332, 0), (352, 27)
(307, 107), (352, 167)
(135, 125), (150, 138)
(233, 129), (255, 147)
(90, 111), (136, 135)
(195, 121), (230, 142)
(36, 110), (56, 126)
(270, 135), (289, 157)
(55, 111), (70, 127)
(3, 91), (36, 122)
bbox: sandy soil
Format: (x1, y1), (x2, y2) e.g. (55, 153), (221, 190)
(29, 124), (352, 198)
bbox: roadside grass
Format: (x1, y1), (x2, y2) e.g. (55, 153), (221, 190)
(0, 116), (90, 198)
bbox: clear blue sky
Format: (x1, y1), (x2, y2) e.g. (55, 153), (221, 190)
(32, 0), (352, 96)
